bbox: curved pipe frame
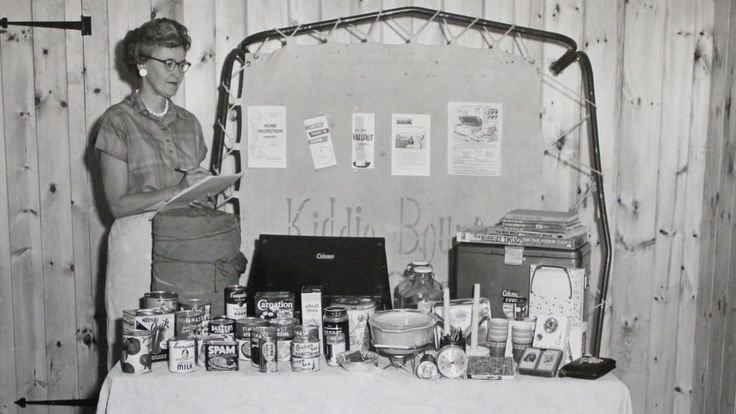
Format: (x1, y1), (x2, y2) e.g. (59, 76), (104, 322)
(210, 6), (611, 356)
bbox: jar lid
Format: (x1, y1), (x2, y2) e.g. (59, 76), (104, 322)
(331, 296), (375, 310)
(414, 266), (433, 275)
(324, 306), (349, 317)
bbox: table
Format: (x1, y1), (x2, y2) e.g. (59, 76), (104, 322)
(96, 357), (632, 414)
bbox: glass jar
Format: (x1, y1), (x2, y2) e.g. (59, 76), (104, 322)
(396, 265), (443, 309)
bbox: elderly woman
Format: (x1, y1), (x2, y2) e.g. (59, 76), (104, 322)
(95, 17), (209, 365)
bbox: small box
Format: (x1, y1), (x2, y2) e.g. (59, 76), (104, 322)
(254, 291), (295, 319)
(568, 321), (588, 363)
(518, 347), (563, 377)
(301, 286), (323, 344)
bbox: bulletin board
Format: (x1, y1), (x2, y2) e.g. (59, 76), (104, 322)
(236, 42), (543, 284)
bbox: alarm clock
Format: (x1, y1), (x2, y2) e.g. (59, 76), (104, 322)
(436, 344), (468, 379)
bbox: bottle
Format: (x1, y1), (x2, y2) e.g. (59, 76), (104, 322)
(322, 306), (350, 352)
(396, 265), (443, 309)
(325, 331), (346, 367)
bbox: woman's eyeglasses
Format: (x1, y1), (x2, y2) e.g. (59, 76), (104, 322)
(142, 54), (192, 73)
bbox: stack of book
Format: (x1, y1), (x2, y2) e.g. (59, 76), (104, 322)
(456, 209), (588, 250)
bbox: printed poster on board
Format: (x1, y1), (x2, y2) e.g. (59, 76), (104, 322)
(304, 114), (337, 170)
(391, 113), (431, 176)
(247, 105), (287, 168)
(352, 113), (375, 169)
(447, 102), (503, 176)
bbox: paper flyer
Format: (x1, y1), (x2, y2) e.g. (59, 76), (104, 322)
(391, 113), (431, 176)
(447, 102), (503, 176)
(352, 113), (375, 169)
(247, 105), (287, 168)
(304, 114), (337, 170)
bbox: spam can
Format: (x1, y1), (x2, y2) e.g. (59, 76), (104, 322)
(168, 336), (196, 373)
(196, 334), (227, 366)
(204, 339), (239, 371)
(121, 329), (154, 374)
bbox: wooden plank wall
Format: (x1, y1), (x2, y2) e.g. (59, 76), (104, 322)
(0, 1), (734, 413)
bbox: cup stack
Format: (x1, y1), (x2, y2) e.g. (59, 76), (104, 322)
(511, 323), (535, 363)
(487, 318), (509, 357)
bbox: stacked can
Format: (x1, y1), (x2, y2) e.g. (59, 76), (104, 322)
(143, 291), (178, 313)
(175, 309), (204, 338)
(179, 298), (211, 333)
(271, 316), (298, 362)
(225, 285), (247, 320)
(236, 317), (268, 361)
(290, 324), (320, 373)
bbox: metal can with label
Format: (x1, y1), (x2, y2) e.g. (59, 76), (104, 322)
(143, 291), (178, 313)
(271, 316), (297, 362)
(179, 298), (211, 332)
(121, 329), (155, 374)
(204, 339), (239, 371)
(331, 296), (375, 350)
(323, 306), (350, 353)
(290, 324), (321, 373)
(196, 334), (227, 366)
(259, 336), (278, 373)
(250, 326), (276, 367)
(209, 316), (235, 339)
(168, 336), (196, 373)
(176, 309), (204, 338)
(225, 285), (248, 320)
(236, 317), (268, 360)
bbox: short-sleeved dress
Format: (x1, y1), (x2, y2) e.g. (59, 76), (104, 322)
(95, 91), (207, 367)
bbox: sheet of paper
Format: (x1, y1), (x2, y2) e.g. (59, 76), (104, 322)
(304, 114), (337, 170)
(247, 105), (287, 168)
(352, 113), (375, 169)
(391, 113), (431, 176)
(447, 102), (503, 176)
(150, 172), (243, 213)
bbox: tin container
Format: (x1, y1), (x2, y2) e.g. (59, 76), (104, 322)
(209, 316), (235, 339)
(291, 325), (321, 373)
(236, 317), (268, 360)
(204, 339), (239, 371)
(259, 336), (278, 373)
(323, 306), (350, 352)
(325, 331), (346, 367)
(251, 326), (276, 367)
(176, 310), (204, 338)
(121, 329), (155, 374)
(331, 296), (375, 350)
(179, 298), (212, 332)
(143, 291), (178, 313)
(123, 308), (175, 362)
(271, 317), (298, 362)
(168, 336), (196, 373)
(225, 285), (248, 320)
(196, 334), (227, 366)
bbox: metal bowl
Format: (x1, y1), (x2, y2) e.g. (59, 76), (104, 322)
(369, 309), (437, 356)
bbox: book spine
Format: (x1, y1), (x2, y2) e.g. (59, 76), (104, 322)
(503, 213), (578, 223)
(456, 231), (585, 250)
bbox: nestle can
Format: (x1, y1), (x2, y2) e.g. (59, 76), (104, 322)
(196, 334), (227, 366)
(225, 285), (248, 319)
(271, 317), (297, 362)
(250, 326), (276, 367)
(204, 339), (239, 371)
(259, 336), (278, 373)
(209, 316), (235, 339)
(121, 329), (154, 374)
(168, 336), (196, 373)
(290, 324), (321, 373)
(236, 317), (268, 360)
(143, 291), (178, 313)
(179, 298), (211, 332)
(122, 308), (175, 362)
(176, 310), (205, 338)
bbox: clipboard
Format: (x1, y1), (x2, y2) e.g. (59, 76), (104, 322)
(150, 172), (243, 214)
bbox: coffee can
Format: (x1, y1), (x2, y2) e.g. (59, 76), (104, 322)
(143, 291), (178, 313)
(225, 285), (248, 320)
(168, 336), (196, 373)
(121, 329), (155, 374)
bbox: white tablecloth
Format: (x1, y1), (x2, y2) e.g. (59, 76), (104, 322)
(97, 357), (632, 414)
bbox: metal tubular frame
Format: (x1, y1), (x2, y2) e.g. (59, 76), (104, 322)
(210, 6), (611, 357)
